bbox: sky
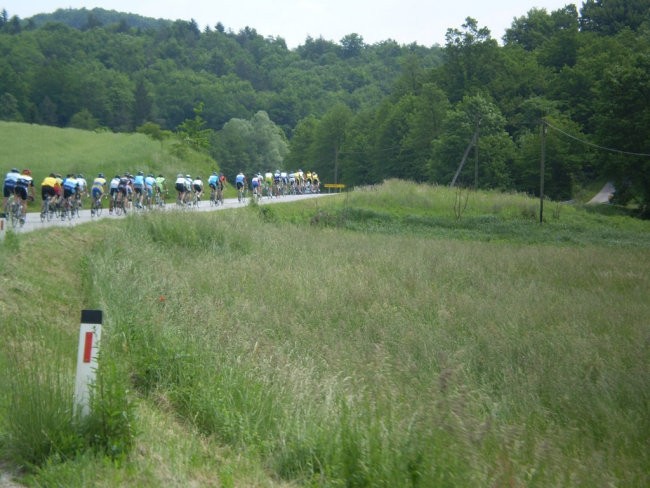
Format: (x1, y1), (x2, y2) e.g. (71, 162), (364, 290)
(3, 0), (578, 48)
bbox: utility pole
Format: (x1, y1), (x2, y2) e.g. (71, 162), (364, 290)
(540, 119), (547, 224)
(474, 121), (479, 189)
(450, 118), (481, 188)
(333, 145), (339, 184)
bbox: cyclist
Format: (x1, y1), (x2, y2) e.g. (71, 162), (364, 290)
(235, 171), (246, 202)
(14, 169), (35, 223)
(251, 173), (262, 199)
(208, 171), (219, 202)
(41, 173), (60, 212)
(91, 173), (107, 215)
(133, 171), (145, 208)
(116, 173), (130, 212)
(312, 171), (320, 193)
(288, 172), (297, 194)
(144, 173), (156, 207)
(3, 168), (20, 212)
(264, 170), (273, 197)
(175, 173), (187, 203)
(192, 176), (204, 203)
(155, 174), (167, 205)
(61, 174), (79, 217)
(76, 173), (88, 198)
(217, 172), (226, 203)
(108, 174), (120, 213)
(274, 169), (282, 196)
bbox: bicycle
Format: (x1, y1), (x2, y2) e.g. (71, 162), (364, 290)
(8, 195), (24, 228)
(59, 197), (70, 221)
(40, 195), (54, 222)
(209, 187), (219, 206)
(116, 192), (128, 215)
(90, 194), (103, 217)
(191, 190), (202, 208)
(154, 189), (166, 208)
(237, 186), (246, 203)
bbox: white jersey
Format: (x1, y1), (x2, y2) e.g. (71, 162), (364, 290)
(110, 177), (120, 190)
(4, 171), (20, 185)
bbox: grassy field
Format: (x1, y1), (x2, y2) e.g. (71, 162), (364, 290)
(1, 179), (648, 487)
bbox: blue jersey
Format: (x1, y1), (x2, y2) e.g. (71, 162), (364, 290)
(235, 173), (245, 184)
(208, 175), (218, 186)
(134, 175), (145, 187)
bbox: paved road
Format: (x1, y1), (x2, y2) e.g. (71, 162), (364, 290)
(1, 192), (333, 237)
(587, 182), (615, 204)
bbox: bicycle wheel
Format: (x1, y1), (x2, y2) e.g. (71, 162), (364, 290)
(40, 200), (47, 223)
(9, 201), (20, 228)
(114, 196), (123, 216)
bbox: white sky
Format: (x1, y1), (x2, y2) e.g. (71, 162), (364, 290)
(3, 0), (578, 48)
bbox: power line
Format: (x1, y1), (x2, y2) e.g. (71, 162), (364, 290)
(544, 120), (650, 158)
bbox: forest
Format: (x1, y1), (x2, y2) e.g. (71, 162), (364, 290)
(1, 1), (649, 215)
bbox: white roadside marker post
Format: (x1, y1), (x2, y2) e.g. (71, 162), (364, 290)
(74, 309), (103, 418)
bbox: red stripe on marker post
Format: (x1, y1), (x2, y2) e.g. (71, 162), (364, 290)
(83, 331), (94, 363)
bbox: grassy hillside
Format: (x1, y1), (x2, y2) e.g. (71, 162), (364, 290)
(1, 180), (649, 486)
(0, 122), (217, 189)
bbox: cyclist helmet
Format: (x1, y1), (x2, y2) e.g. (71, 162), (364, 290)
(98, 173), (104, 178)
(186, 174), (191, 178)
(22, 169), (32, 175)
(212, 171), (217, 175)
(77, 174), (83, 178)
(11, 168), (19, 173)
(138, 171), (144, 175)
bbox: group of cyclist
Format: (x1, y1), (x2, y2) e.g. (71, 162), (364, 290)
(105, 172), (168, 213)
(3, 166), (321, 224)
(235, 169), (320, 201)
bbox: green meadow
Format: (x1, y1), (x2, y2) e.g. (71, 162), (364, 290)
(1, 127), (649, 486)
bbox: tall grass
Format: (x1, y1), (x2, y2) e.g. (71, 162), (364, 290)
(1, 181), (649, 486)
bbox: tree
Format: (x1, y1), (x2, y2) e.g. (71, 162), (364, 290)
(286, 115), (318, 168)
(438, 18), (502, 102)
(69, 108), (99, 130)
(249, 110), (289, 170)
(213, 111), (288, 177)
(429, 94), (514, 188)
(590, 48), (650, 215)
(0, 92), (22, 121)
(176, 102), (213, 151)
(137, 122), (172, 149)
(340, 33), (365, 58)
(311, 103), (352, 183)
(580, 0), (650, 35)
